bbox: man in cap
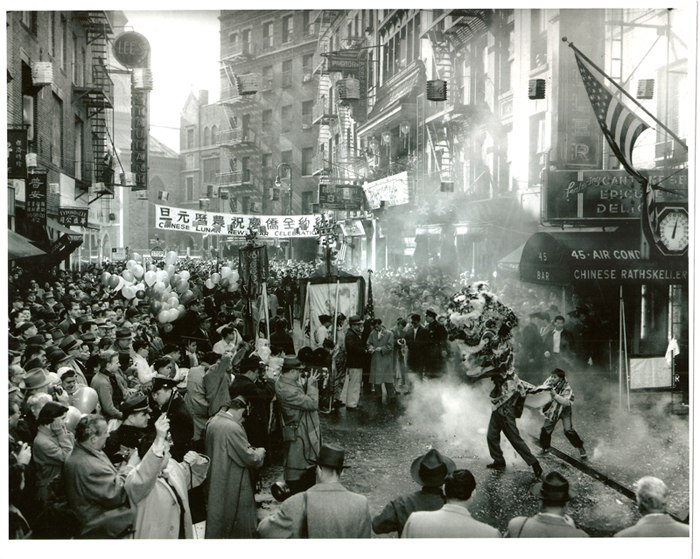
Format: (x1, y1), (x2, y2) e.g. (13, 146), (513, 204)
(373, 448), (456, 536)
(402, 469), (500, 538)
(344, 315), (369, 410)
(104, 395), (153, 465)
(276, 355), (321, 495)
(258, 443), (371, 538)
(111, 328), (135, 355)
(614, 476), (689, 537)
(505, 471), (587, 537)
(148, 375), (194, 461)
(424, 308), (448, 378)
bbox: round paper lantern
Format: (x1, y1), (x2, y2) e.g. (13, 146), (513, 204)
(73, 387), (99, 414)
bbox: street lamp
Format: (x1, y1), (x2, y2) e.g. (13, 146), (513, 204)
(275, 163), (293, 215)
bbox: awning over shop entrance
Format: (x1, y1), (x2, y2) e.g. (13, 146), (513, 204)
(498, 243), (525, 273)
(520, 230), (688, 286)
(46, 218), (83, 242)
(8, 229), (46, 260)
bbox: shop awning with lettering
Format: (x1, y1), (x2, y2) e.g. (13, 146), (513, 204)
(520, 229), (688, 286)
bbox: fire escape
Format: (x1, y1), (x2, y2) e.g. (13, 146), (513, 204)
(73, 11), (115, 204)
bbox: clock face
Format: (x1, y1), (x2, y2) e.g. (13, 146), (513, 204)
(658, 210), (689, 253)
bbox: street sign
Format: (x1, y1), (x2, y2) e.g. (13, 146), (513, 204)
(112, 247), (127, 260)
(150, 246), (165, 260)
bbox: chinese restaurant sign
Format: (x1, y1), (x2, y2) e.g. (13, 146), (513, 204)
(319, 183), (364, 211)
(8, 130), (27, 179)
(26, 172), (48, 226)
(155, 205), (320, 238)
(58, 207), (88, 227)
(363, 171), (410, 210)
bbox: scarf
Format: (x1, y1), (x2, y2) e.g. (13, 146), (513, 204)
(538, 376), (574, 422)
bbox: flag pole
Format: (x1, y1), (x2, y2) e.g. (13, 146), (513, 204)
(563, 37), (688, 150)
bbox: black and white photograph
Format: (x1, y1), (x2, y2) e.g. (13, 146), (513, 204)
(5, 4), (693, 549)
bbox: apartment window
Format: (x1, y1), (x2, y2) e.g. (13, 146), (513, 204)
(282, 14), (294, 44)
(203, 127), (210, 146)
(262, 153), (272, 180)
(185, 153), (195, 169)
(187, 128), (194, 149)
(262, 21), (273, 48)
(499, 25), (514, 93)
(281, 105), (292, 133)
(281, 150), (292, 166)
(301, 100), (313, 126)
(302, 11), (312, 35)
(241, 197), (250, 213)
(52, 93), (63, 167)
(282, 59), (293, 88)
(61, 15), (67, 70)
(241, 29), (251, 55)
(301, 147), (313, 176)
(530, 9), (547, 69)
(21, 12), (38, 34)
(203, 158), (219, 184)
(262, 65), (273, 90)
(186, 177), (194, 200)
(229, 32), (237, 45)
(301, 190), (314, 213)
(72, 33), (79, 84)
(302, 54), (313, 76)
(262, 109), (273, 133)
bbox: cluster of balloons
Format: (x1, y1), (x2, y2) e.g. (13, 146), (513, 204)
(100, 251), (243, 329)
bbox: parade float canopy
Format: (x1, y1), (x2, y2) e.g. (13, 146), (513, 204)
(519, 229), (688, 286)
(8, 229), (46, 260)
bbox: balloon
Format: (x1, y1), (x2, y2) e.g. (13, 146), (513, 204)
(144, 270), (157, 286)
(228, 283), (237, 292)
(211, 273), (221, 285)
(176, 279), (189, 294)
(73, 387), (99, 414)
(231, 271), (240, 283)
(177, 305), (186, 318)
(167, 308), (179, 322)
(167, 296), (179, 308)
(164, 323), (173, 333)
(132, 253), (142, 263)
(165, 264), (176, 277)
(158, 310), (169, 324)
(64, 406), (83, 432)
(155, 270), (168, 283)
(221, 266), (232, 279)
(153, 281), (166, 294)
(113, 277), (125, 292)
(126, 259), (136, 270)
(180, 290), (194, 304)
(165, 251), (178, 265)
(179, 270), (190, 282)
(150, 301), (162, 315)
(170, 273), (181, 287)
(122, 270), (135, 283)
(101, 272), (111, 286)
(220, 277), (230, 288)
(122, 286), (136, 300)
(108, 274), (120, 288)
(148, 264), (157, 271)
(133, 264), (144, 279)
(204, 279), (215, 290)
(136, 290), (146, 299)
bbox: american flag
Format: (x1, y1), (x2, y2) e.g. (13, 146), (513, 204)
(575, 52), (649, 181)
(365, 271), (375, 319)
(641, 178), (661, 245)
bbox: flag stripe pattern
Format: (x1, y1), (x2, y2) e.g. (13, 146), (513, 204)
(366, 273), (375, 319)
(575, 52), (649, 180)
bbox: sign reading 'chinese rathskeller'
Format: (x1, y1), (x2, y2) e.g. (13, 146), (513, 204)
(155, 205), (321, 238)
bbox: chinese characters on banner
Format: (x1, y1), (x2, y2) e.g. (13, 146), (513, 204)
(8, 130), (27, 179)
(26, 172), (48, 226)
(155, 205), (320, 238)
(58, 207), (89, 227)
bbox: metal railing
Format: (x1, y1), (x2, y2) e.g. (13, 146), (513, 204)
(221, 41), (258, 60)
(217, 128), (257, 146)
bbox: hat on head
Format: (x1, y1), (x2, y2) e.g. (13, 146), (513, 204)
(46, 372), (61, 386)
(94, 318), (107, 326)
(115, 328), (133, 340)
(310, 443), (349, 470)
(51, 328), (66, 341)
(348, 314), (362, 325)
(50, 349), (71, 365)
(531, 471), (576, 502)
(152, 375), (179, 392)
(125, 307), (139, 319)
(425, 308), (437, 318)
(20, 368), (51, 390)
(23, 357), (45, 371)
(120, 395), (152, 417)
(297, 346), (314, 364)
(18, 322), (36, 334)
(410, 449), (456, 487)
(318, 314), (332, 324)
(281, 355), (303, 370)
(57, 366), (77, 379)
(59, 335), (81, 352)
(26, 335), (46, 346)
(33, 319), (47, 331)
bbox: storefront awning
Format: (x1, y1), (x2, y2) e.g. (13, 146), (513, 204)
(8, 229), (47, 260)
(47, 218), (82, 241)
(498, 243), (526, 273)
(520, 230), (688, 286)
(415, 224), (442, 235)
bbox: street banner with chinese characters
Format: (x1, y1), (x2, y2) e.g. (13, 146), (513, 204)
(26, 172), (48, 226)
(58, 207), (89, 227)
(239, 245), (269, 294)
(155, 205), (321, 238)
(8, 130), (27, 178)
(362, 171), (410, 209)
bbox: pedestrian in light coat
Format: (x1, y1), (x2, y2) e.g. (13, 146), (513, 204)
(367, 319), (396, 404)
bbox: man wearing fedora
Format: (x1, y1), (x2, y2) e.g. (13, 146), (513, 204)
(276, 355), (322, 495)
(344, 315), (369, 410)
(402, 469), (500, 538)
(373, 448), (455, 537)
(614, 476), (689, 537)
(505, 471), (588, 537)
(257, 443), (371, 538)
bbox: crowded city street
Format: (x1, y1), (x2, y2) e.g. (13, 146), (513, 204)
(7, 8), (690, 545)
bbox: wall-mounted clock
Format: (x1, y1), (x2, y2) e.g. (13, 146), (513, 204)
(657, 207), (689, 256)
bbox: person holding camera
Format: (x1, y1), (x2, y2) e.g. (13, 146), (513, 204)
(275, 355), (321, 495)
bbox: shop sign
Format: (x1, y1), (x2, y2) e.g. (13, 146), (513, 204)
(112, 247), (127, 260)
(8, 130), (27, 178)
(113, 32), (150, 68)
(150, 246), (165, 259)
(543, 169), (688, 224)
(131, 88), (149, 191)
(58, 207), (88, 227)
(26, 172), (48, 226)
(323, 51), (360, 72)
(319, 183), (363, 211)
(363, 171), (410, 210)
(155, 204), (321, 238)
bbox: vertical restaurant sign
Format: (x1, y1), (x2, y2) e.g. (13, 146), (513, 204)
(131, 87), (149, 191)
(26, 172), (48, 225)
(8, 130), (27, 178)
